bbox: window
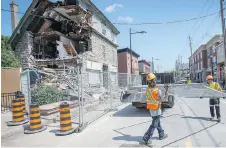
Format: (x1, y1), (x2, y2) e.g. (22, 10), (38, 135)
(201, 61), (203, 69)
(101, 22), (106, 35)
(112, 51), (115, 62)
(102, 45), (105, 59)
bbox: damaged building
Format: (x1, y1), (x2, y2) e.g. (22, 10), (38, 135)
(9, 0), (120, 85)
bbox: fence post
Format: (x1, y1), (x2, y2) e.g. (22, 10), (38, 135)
(80, 66), (84, 126)
(27, 69), (31, 115)
(77, 67), (81, 128)
(109, 71), (113, 110)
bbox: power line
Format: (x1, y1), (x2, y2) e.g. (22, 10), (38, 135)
(1, 8), (221, 26)
(190, 0), (216, 38)
(193, 14), (219, 48)
(188, 0), (209, 36)
(1, 9), (48, 18)
(113, 11), (220, 25)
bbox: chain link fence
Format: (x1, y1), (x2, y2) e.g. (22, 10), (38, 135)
(17, 67), (140, 131)
(1, 65), (143, 130)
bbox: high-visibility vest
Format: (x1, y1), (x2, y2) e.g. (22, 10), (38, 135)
(209, 82), (222, 99)
(209, 82), (221, 91)
(187, 80), (191, 84)
(146, 87), (161, 110)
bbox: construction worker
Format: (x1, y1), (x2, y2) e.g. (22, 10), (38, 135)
(142, 73), (168, 145)
(206, 75), (222, 122)
(187, 78), (191, 84)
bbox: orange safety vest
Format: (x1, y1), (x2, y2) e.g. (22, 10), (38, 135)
(146, 87), (161, 110)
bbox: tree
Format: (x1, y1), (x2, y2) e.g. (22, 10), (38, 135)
(1, 35), (20, 68)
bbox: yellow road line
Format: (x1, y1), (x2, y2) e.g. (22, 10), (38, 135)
(185, 138), (192, 148)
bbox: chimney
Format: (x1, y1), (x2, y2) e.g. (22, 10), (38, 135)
(10, 0), (19, 32)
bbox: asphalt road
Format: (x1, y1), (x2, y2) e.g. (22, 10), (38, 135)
(2, 97), (226, 147)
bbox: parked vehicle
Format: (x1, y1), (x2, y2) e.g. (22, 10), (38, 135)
(121, 73), (175, 109)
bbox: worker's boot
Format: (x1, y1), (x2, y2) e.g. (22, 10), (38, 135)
(217, 117), (221, 122)
(210, 117), (214, 121)
(159, 134), (168, 140)
(141, 138), (152, 146)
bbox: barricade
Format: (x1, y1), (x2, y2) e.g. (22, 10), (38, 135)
(7, 98), (29, 126)
(24, 104), (47, 134)
(16, 91), (26, 114)
(55, 102), (75, 136)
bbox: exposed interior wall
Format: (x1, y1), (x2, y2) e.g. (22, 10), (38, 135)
(56, 41), (70, 58)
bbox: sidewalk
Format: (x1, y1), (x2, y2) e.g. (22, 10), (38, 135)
(1, 100), (122, 140)
(1, 112), (25, 140)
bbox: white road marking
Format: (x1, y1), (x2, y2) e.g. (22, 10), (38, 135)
(221, 100), (226, 104)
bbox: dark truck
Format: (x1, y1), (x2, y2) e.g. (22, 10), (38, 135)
(121, 73), (175, 109)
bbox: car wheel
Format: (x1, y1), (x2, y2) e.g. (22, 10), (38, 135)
(167, 95), (174, 108)
(162, 95), (174, 108)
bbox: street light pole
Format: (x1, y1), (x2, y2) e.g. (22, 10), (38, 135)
(129, 28), (147, 74)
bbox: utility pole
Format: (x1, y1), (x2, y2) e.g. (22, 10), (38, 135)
(220, 0), (226, 89)
(129, 28), (132, 74)
(189, 36), (193, 80)
(152, 57), (154, 73)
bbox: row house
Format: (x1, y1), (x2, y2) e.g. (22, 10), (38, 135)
(138, 60), (151, 74)
(189, 35), (222, 82)
(215, 43), (225, 82)
(117, 48), (140, 74)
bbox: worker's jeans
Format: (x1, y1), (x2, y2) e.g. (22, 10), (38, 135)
(143, 115), (164, 141)
(209, 98), (221, 119)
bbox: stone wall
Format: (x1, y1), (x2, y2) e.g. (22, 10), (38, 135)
(89, 32), (118, 68)
(14, 31), (35, 69)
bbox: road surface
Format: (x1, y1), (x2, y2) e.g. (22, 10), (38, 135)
(2, 97), (226, 147)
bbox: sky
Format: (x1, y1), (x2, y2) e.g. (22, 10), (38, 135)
(1, 0), (224, 72)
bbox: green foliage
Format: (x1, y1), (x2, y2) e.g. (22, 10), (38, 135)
(33, 84), (69, 106)
(1, 35), (20, 68)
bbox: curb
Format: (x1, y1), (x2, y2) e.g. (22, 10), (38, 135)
(40, 102), (78, 116)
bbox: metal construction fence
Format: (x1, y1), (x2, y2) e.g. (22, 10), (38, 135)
(6, 67), (143, 131)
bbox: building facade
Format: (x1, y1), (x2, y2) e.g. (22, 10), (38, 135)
(138, 60), (151, 74)
(9, 0), (120, 86)
(117, 48), (140, 74)
(189, 35), (222, 82)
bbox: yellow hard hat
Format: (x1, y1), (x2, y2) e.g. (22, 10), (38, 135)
(206, 75), (213, 80)
(147, 73), (156, 81)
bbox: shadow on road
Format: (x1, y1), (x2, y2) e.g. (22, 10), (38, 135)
(112, 104), (178, 118)
(112, 105), (150, 117)
(181, 116), (211, 121)
(113, 135), (159, 143)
